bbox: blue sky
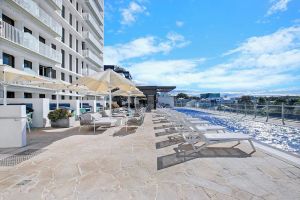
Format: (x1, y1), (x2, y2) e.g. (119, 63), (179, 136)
(104, 0), (300, 95)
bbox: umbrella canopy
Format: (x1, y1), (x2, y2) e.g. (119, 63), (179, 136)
(74, 69), (135, 92)
(29, 79), (71, 90)
(74, 69), (135, 115)
(0, 65), (51, 105)
(0, 65), (47, 83)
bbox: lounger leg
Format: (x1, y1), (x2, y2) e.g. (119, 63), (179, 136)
(248, 139), (256, 153)
(232, 141), (240, 148)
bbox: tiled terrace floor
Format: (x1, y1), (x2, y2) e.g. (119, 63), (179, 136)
(0, 113), (299, 199)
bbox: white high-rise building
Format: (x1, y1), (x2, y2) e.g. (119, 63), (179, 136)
(0, 0), (104, 100)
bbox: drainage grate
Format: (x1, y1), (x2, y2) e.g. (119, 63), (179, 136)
(0, 149), (45, 167)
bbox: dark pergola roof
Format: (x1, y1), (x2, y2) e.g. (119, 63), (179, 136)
(137, 86), (176, 93)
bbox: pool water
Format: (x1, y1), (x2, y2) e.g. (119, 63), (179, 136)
(175, 108), (300, 155)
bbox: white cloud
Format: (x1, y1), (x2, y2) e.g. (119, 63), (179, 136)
(126, 26), (300, 92)
(104, 32), (190, 64)
(266, 0), (291, 16)
(120, 1), (147, 25)
(176, 21), (184, 27)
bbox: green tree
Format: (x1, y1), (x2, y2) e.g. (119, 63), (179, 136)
(238, 96), (252, 104)
(257, 97), (266, 105)
(176, 93), (189, 99)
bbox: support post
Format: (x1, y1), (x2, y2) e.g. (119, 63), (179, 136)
(266, 102), (269, 122)
(254, 103), (257, 119)
(3, 84), (7, 106)
(281, 103), (285, 125)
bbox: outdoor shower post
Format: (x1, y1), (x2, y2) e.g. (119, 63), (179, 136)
(281, 103), (285, 125)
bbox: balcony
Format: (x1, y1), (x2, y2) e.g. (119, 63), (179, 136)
(83, 13), (104, 39)
(83, 31), (103, 53)
(10, 0), (62, 36)
(84, 0), (104, 25)
(0, 20), (62, 63)
(82, 49), (102, 69)
(49, 0), (63, 10)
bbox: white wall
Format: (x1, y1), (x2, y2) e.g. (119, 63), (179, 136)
(157, 93), (175, 107)
(0, 98), (50, 128)
(0, 105), (27, 147)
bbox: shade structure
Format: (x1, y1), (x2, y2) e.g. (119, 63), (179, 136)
(0, 65), (51, 106)
(29, 80), (71, 109)
(74, 69), (135, 115)
(112, 88), (145, 110)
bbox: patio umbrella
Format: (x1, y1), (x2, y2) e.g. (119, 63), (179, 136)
(29, 80), (71, 109)
(0, 65), (50, 106)
(74, 69), (135, 115)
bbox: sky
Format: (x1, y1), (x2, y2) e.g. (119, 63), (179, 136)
(104, 0), (300, 95)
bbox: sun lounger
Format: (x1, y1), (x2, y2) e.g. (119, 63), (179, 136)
(179, 131), (256, 154)
(79, 113), (120, 133)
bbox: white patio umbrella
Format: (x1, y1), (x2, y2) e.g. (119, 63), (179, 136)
(29, 80), (71, 109)
(0, 65), (50, 106)
(74, 69), (135, 115)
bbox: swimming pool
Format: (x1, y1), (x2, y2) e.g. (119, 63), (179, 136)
(175, 108), (300, 155)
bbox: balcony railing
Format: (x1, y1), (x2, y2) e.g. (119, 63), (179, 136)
(0, 20), (61, 63)
(83, 31), (103, 53)
(83, 13), (103, 39)
(82, 49), (102, 68)
(12, 0), (62, 36)
(84, 0), (104, 25)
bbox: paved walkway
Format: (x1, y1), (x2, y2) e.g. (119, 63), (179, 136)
(0, 113), (299, 199)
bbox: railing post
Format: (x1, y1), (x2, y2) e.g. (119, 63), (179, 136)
(266, 102), (269, 122)
(236, 103), (238, 114)
(282, 103), (285, 125)
(244, 103), (247, 116)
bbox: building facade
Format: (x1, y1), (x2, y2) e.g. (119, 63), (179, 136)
(0, 0), (104, 100)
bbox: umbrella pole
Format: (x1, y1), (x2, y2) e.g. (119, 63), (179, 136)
(134, 97), (137, 109)
(3, 84), (7, 106)
(56, 91), (59, 109)
(80, 96), (83, 108)
(109, 89), (112, 117)
(3, 72), (7, 106)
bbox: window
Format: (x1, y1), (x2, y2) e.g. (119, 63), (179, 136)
(76, 58), (79, 73)
(52, 95), (56, 100)
(61, 72), (65, 81)
(69, 54), (72, 71)
(61, 95), (65, 100)
(61, 5), (65, 18)
(69, 13), (72, 25)
(61, 49), (65, 68)
(2, 14), (14, 26)
(24, 27), (32, 34)
(69, 34), (72, 48)
(76, 2), (79, 11)
(51, 69), (56, 79)
(82, 41), (85, 50)
(69, 96), (72, 100)
(39, 65), (51, 77)
(76, 39), (78, 52)
(76, 20), (79, 32)
(39, 36), (45, 44)
(7, 91), (15, 98)
(3, 53), (15, 68)
(70, 0), (73, 3)
(24, 93), (32, 98)
(39, 94), (46, 98)
(69, 75), (73, 83)
(62, 28), (65, 42)
(24, 60), (32, 69)
(51, 44), (56, 50)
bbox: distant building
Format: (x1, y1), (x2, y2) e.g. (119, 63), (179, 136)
(104, 65), (132, 80)
(200, 93), (221, 99)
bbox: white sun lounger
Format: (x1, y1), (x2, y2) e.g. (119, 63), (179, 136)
(179, 131), (256, 154)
